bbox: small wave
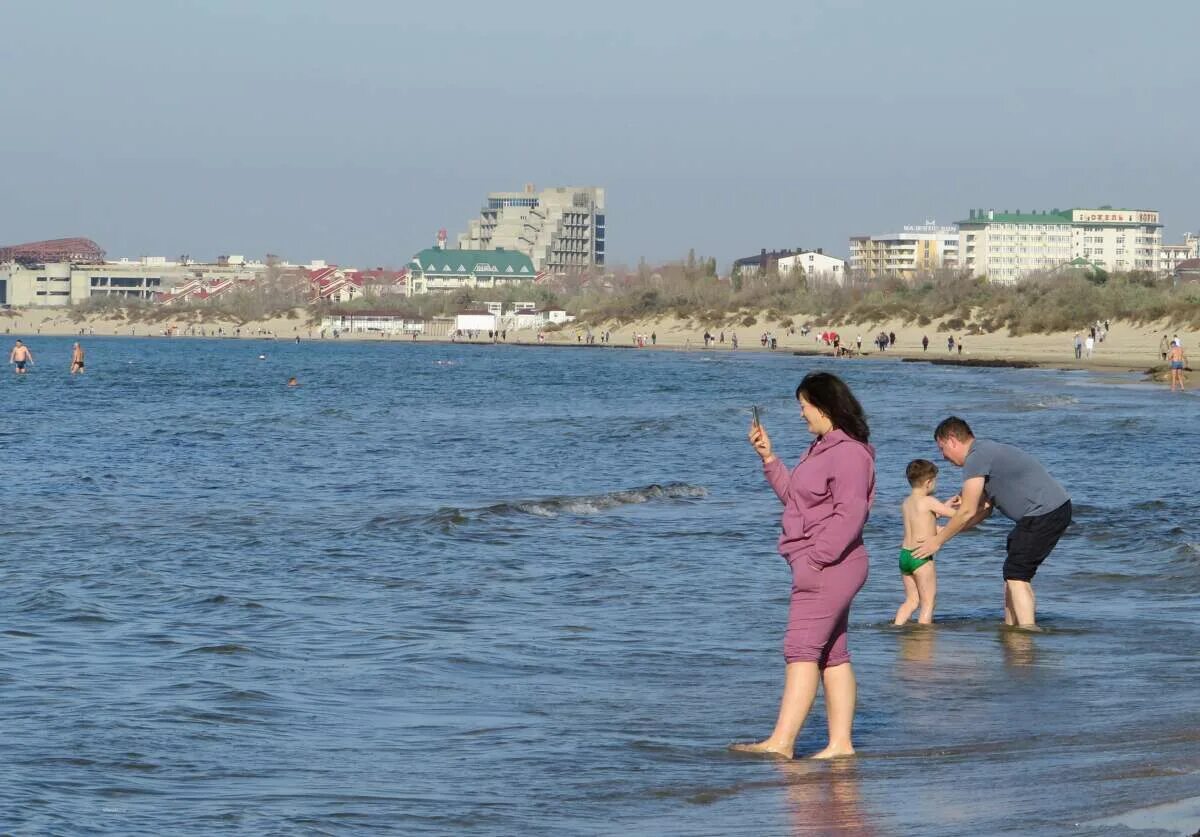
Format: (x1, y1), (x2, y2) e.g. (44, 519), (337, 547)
(185, 643), (254, 655)
(1005, 394), (1081, 411)
(370, 482), (708, 530)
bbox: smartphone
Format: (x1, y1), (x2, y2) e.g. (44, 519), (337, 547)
(751, 405), (760, 426)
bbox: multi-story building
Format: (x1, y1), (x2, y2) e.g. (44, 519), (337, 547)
(1, 260), (182, 306)
(457, 185), (605, 274)
(1160, 233), (1198, 277)
(848, 223), (960, 279)
(777, 249), (846, 283)
(958, 207), (1162, 283)
(406, 247), (542, 296)
(0, 250), (304, 307)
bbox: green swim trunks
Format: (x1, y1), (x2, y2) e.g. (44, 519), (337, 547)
(899, 547), (932, 575)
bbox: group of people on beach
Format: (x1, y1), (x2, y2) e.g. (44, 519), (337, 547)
(733, 372), (1072, 760)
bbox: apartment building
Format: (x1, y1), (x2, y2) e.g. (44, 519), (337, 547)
(1160, 233), (1198, 276)
(958, 207), (1162, 283)
(777, 250), (846, 283)
(457, 185), (605, 274)
(848, 223), (959, 279)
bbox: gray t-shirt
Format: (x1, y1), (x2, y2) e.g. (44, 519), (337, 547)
(962, 439), (1070, 521)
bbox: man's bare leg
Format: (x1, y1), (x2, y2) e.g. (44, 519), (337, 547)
(1003, 583), (1016, 625)
(1005, 580), (1037, 627)
(730, 661), (819, 759)
(811, 663), (856, 759)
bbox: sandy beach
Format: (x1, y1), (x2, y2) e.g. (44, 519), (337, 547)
(3, 306), (1193, 376)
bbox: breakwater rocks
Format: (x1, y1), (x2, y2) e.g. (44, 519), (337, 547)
(1143, 363), (1192, 382)
(902, 357), (1040, 369)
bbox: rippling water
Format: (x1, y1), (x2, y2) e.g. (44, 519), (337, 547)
(2, 337), (1198, 835)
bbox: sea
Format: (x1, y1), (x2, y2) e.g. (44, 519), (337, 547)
(1, 336), (1197, 836)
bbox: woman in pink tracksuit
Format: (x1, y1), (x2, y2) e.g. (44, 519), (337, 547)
(734, 372), (875, 759)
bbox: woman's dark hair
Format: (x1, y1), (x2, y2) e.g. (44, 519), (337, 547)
(795, 372), (869, 443)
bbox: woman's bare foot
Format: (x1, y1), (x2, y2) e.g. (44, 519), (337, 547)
(729, 740), (793, 759)
(809, 743), (855, 759)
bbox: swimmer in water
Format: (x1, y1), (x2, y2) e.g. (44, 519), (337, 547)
(287, 377), (298, 387)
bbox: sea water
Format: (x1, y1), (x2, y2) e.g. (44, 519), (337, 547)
(1, 337), (1197, 835)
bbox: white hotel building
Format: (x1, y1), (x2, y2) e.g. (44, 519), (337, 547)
(848, 223), (960, 279)
(958, 207), (1162, 283)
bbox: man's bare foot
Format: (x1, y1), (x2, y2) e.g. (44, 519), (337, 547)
(809, 744), (855, 759)
(729, 740), (793, 759)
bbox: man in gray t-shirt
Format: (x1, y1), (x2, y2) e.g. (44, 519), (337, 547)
(912, 416), (1072, 628)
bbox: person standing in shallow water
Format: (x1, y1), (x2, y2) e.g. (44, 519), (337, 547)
(9, 339), (33, 374)
(914, 417), (1071, 628)
(733, 372), (875, 760)
(1166, 342), (1186, 391)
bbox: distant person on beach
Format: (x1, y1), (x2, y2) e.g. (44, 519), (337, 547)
(1160, 334), (1170, 360)
(914, 417), (1071, 628)
(9, 340), (32, 374)
(894, 459), (958, 625)
(1167, 342), (1187, 391)
(1084, 334), (1094, 359)
(922, 335), (929, 352)
(735, 372), (874, 759)
(70, 342), (85, 374)
(947, 336), (954, 353)
(888, 331), (896, 347)
(1074, 333), (1083, 360)
(957, 338), (963, 356)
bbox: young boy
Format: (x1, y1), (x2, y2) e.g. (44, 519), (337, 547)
(894, 459), (959, 625)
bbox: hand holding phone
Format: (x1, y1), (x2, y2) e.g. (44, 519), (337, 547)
(751, 405), (760, 427)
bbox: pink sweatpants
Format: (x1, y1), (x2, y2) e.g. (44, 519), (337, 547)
(783, 546), (869, 667)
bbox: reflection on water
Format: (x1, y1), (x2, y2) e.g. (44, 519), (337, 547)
(999, 627), (1038, 669)
(896, 625), (938, 665)
(779, 760), (874, 837)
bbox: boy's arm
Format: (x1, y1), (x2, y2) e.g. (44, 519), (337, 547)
(926, 497), (959, 518)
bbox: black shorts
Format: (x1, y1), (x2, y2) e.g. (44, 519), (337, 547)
(1004, 500), (1071, 581)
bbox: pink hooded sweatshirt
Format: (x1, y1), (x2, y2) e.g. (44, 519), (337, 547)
(762, 428), (876, 568)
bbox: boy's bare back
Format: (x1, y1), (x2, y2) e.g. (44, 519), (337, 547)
(901, 495), (940, 549)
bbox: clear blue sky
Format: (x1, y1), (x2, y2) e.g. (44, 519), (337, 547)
(2, 0), (1197, 269)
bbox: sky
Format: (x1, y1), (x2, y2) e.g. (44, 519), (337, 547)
(2, 0), (1198, 270)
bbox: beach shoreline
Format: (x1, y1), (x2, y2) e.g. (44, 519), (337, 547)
(1, 307), (1191, 379)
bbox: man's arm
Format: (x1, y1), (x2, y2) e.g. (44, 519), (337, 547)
(911, 476), (988, 558)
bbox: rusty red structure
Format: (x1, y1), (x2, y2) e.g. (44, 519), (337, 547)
(0, 237), (106, 263)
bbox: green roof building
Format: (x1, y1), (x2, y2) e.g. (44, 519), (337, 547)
(957, 207), (1162, 283)
(407, 247), (541, 296)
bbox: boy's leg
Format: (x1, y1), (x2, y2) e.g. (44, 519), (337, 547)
(913, 562), (937, 624)
(893, 574), (919, 625)
(1003, 583), (1016, 625)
